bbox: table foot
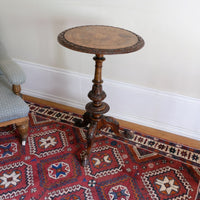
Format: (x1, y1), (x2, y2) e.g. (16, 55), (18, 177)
(123, 129), (134, 139)
(74, 112), (91, 127)
(82, 154), (89, 167)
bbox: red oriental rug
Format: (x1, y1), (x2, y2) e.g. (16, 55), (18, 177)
(0, 102), (199, 200)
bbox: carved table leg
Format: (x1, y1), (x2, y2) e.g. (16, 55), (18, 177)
(101, 116), (120, 136)
(101, 116), (133, 139)
(74, 112), (91, 127)
(82, 121), (98, 167)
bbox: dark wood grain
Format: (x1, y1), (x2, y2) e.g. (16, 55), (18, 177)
(58, 25), (144, 166)
(58, 25), (144, 55)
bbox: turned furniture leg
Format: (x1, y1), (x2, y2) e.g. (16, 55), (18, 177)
(80, 54), (134, 166)
(16, 119), (29, 146)
(12, 85), (21, 95)
(81, 54), (107, 165)
(75, 54), (133, 166)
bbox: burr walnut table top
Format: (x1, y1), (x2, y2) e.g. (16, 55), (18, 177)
(58, 25), (144, 55)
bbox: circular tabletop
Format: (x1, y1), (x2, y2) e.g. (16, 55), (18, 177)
(58, 25), (144, 55)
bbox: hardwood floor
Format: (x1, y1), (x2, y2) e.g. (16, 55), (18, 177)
(24, 95), (200, 149)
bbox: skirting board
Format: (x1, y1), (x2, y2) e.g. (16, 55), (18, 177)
(16, 59), (200, 141)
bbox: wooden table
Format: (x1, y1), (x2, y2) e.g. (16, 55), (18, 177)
(58, 25), (144, 166)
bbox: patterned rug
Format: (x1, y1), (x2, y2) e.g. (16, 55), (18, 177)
(0, 102), (199, 200)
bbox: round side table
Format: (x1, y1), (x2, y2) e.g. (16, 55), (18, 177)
(58, 25), (144, 166)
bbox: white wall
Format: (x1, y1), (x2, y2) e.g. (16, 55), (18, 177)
(1, 1), (200, 140)
(1, 0), (200, 98)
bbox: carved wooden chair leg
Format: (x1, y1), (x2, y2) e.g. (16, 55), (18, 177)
(16, 119), (29, 146)
(12, 84), (21, 95)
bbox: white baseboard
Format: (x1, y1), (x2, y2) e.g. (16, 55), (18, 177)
(16, 59), (200, 141)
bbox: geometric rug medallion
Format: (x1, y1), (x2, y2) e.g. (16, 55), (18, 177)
(37, 153), (81, 190)
(28, 128), (69, 158)
(85, 145), (125, 179)
(0, 161), (34, 199)
(141, 165), (195, 199)
(0, 102), (199, 199)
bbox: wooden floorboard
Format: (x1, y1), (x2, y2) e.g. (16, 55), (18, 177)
(24, 95), (200, 149)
